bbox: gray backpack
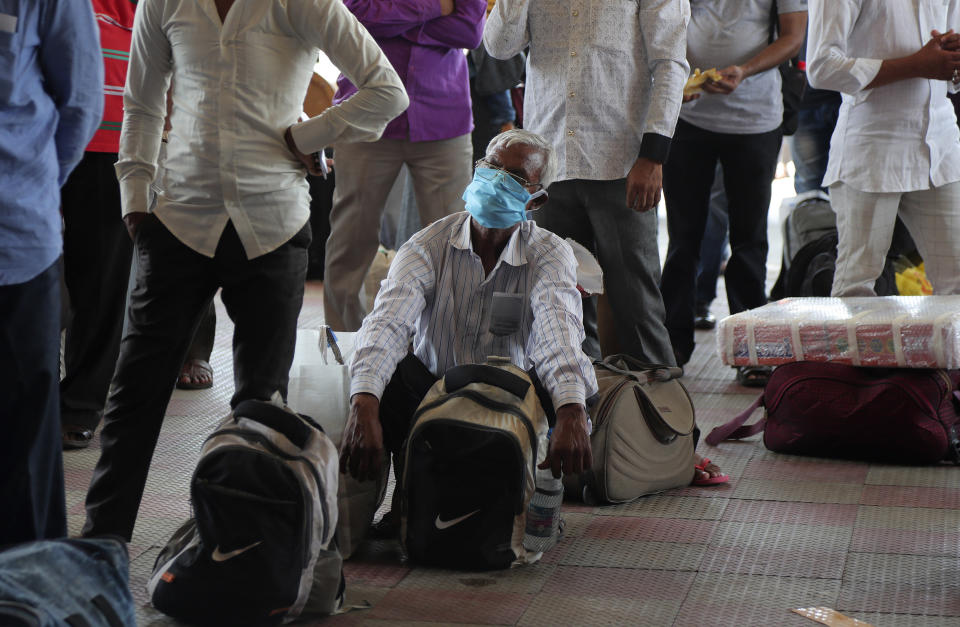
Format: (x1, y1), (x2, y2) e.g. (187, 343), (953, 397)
(564, 355), (696, 504)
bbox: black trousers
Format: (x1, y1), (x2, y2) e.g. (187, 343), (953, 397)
(0, 262), (67, 545)
(82, 217), (310, 540)
(378, 354), (558, 458)
(60, 152), (134, 431)
(661, 119), (783, 365)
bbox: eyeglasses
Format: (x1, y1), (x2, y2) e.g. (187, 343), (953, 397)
(475, 159), (545, 194)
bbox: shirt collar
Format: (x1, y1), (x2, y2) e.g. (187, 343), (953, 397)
(450, 213), (529, 267)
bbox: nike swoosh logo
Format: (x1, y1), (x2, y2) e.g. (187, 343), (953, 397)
(211, 540), (262, 562)
(435, 510), (481, 530)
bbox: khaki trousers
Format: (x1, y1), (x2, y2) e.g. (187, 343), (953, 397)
(831, 181), (960, 297)
(323, 134), (472, 331)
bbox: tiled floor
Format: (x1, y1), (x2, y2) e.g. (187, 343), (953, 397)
(62, 188), (960, 626)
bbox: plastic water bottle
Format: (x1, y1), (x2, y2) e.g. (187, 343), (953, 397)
(523, 466), (564, 553)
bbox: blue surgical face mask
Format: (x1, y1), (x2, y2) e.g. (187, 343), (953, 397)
(462, 167), (546, 229)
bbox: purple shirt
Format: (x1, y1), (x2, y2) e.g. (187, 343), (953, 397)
(334, 0), (486, 142)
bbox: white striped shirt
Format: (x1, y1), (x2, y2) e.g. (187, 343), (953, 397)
(351, 212), (598, 409)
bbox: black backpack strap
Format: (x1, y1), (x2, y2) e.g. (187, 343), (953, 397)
(444, 364), (530, 399)
(232, 400), (314, 449)
(91, 595), (125, 627)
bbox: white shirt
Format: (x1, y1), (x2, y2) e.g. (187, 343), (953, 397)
(350, 212), (599, 409)
(483, 0), (690, 181)
(117, 0), (408, 258)
(807, 0), (960, 193)
(681, 0), (808, 135)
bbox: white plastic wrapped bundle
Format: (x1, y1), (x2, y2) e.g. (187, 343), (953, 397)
(717, 296), (960, 368)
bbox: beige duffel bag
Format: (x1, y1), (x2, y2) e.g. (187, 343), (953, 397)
(563, 354), (696, 504)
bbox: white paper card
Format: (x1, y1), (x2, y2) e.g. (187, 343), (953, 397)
(0, 13), (17, 33)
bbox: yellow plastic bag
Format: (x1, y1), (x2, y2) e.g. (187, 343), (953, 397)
(896, 261), (933, 296)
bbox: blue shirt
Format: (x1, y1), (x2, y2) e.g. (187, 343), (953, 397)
(0, 0), (103, 285)
(351, 212), (598, 409)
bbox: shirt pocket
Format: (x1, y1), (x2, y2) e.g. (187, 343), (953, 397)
(240, 31), (309, 90)
(489, 291), (525, 336)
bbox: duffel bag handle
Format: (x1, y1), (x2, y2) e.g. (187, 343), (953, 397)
(705, 396), (765, 446)
(598, 354), (682, 383)
(232, 400), (320, 449)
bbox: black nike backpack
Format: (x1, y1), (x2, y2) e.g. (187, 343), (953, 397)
(147, 400), (343, 625)
(400, 358), (552, 570)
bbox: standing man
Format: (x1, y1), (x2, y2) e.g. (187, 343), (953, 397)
(323, 0), (488, 332)
(807, 1), (960, 297)
(60, 0), (138, 450)
(82, 0), (408, 541)
(0, 0), (103, 544)
(659, 0), (806, 386)
(484, 0), (689, 366)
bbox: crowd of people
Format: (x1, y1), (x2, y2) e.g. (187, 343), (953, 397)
(3, 0), (960, 585)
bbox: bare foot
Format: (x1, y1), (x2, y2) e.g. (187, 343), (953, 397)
(176, 359), (213, 390)
(692, 454), (729, 486)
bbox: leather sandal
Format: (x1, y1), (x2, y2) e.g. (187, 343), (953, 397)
(176, 359), (214, 390)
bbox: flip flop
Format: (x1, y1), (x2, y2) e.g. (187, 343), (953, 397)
(735, 365), (772, 388)
(692, 457), (729, 486)
(176, 359), (214, 390)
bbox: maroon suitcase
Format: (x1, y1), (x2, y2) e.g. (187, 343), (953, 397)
(706, 361), (960, 464)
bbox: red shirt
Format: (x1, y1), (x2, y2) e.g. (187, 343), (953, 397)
(85, 0), (137, 153)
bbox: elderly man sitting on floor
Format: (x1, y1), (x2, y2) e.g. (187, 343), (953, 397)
(338, 130), (597, 530)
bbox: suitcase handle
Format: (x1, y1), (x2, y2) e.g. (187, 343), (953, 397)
(705, 396), (765, 446)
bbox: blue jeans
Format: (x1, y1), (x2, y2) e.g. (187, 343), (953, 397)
(788, 100), (840, 194)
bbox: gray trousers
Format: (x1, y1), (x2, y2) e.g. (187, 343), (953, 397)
(323, 134), (472, 331)
(535, 178), (675, 366)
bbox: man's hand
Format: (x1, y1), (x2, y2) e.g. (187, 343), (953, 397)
(912, 32), (960, 80)
(933, 29), (960, 52)
(284, 126), (327, 177)
(538, 403), (592, 478)
(339, 393), (385, 481)
(122, 212), (149, 240)
(702, 65), (746, 95)
(439, 0), (455, 16)
(682, 92), (701, 103)
(625, 157), (663, 212)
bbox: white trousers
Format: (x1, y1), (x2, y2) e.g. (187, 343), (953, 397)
(830, 181), (960, 297)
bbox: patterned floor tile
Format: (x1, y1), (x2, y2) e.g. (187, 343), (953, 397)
(842, 553), (958, 587)
(395, 563), (555, 594)
(855, 506), (960, 532)
(731, 479), (863, 504)
(559, 537), (706, 571)
(861, 485), (960, 509)
(344, 561), (411, 588)
(742, 458), (869, 483)
(594, 495), (729, 520)
(583, 516), (716, 543)
(842, 614), (960, 627)
(850, 528), (960, 557)
(366, 589), (532, 624)
(674, 573), (842, 627)
(517, 595), (682, 627)
(540, 566), (695, 600)
(866, 466), (960, 489)
(721, 500), (859, 526)
(838, 580), (960, 617)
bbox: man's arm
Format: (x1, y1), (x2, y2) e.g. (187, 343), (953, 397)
(38, 0), (104, 186)
(287, 0), (409, 156)
(627, 0), (691, 212)
(115, 0), (172, 228)
(339, 241), (434, 480)
(340, 0), (450, 40)
(701, 11), (807, 95)
(527, 239), (599, 477)
(482, 0), (530, 60)
(807, 0), (960, 93)
(399, 0), (486, 50)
